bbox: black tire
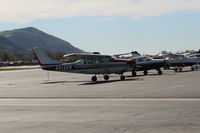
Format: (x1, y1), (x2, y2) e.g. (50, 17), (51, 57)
(174, 67), (178, 72)
(164, 65), (170, 70)
(120, 75), (125, 80)
(144, 70), (148, 75)
(104, 75), (109, 81)
(132, 71), (137, 77)
(158, 70), (163, 75)
(91, 76), (97, 82)
(191, 67), (195, 71)
(178, 67), (182, 72)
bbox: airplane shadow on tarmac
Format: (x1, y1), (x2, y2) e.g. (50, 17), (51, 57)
(174, 70), (194, 73)
(42, 80), (89, 84)
(41, 77), (144, 85)
(80, 78), (143, 85)
(131, 73), (176, 77)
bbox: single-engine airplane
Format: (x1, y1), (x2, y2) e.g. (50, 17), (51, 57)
(114, 51), (168, 76)
(166, 54), (199, 72)
(33, 48), (135, 81)
(144, 51), (200, 72)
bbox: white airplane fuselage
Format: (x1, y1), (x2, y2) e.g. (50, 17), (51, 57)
(42, 61), (132, 75)
(167, 56), (199, 67)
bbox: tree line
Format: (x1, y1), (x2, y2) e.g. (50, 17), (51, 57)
(0, 50), (65, 62)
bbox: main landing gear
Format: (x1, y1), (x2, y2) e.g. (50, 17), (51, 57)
(143, 69), (163, 76)
(91, 76), (97, 82)
(157, 69), (163, 75)
(104, 75), (109, 81)
(174, 67), (183, 72)
(132, 71), (137, 77)
(91, 74), (126, 82)
(143, 70), (148, 75)
(191, 66), (195, 71)
(91, 75), (110, 82)
(120, 75), (125, 80)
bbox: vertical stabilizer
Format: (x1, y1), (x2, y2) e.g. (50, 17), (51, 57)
(131, 51), (141, 58)
(33, 47), (61, 66)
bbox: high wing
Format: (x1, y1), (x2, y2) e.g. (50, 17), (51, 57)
(167, 53), (185, 59)
(114, 51), (141, 58)
(63, 53), (114, 62)
(113, 53), (131, 58)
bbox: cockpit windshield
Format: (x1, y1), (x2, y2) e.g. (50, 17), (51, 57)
(137, 56), (152, 62)
(145, 57), (152, 61)
(75, 59), (84, 64)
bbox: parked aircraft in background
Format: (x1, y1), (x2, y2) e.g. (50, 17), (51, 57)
(166, 54), (199, 72)
(188, 53), (200, 59)
(152, 51), (170, 59)
(152, 51), (200, 72)
(33, 48), (135, 82)
(114, 51), (168, 76)
(146, 50), (200, 72)
(132, 56), (167, 76)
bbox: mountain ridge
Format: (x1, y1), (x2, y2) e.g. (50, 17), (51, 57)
(0, 27), (84, 56)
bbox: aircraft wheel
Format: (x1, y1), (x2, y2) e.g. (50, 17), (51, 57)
(164, 65), (170, 70)
(174, 67), (178, 72)
(132, 71), (137, 77)
(120, 75), (125, 81)
(178, 67), (182, 72)
(91, 76), (97, 82)
(195, 65), (199, 69)
(144, 70), (148, 75)
(158, 70), (163, 75)
(191, 67), (195, 71)
(104, 75), (109, 81)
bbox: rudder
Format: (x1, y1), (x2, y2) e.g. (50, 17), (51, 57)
(33, 47), (61, 66)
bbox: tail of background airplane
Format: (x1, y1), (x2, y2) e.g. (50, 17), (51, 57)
(33, 47), (61, 66)
(130, 51), (141, 58)
(161, 51), (168, 56)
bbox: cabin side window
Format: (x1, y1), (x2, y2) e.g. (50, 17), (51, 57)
(75, 58), (108, 65)
(145, 57), (151, 61)
(137, 58), (143, 62)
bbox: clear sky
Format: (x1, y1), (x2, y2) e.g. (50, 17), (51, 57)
(0, 0), (200, 55)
